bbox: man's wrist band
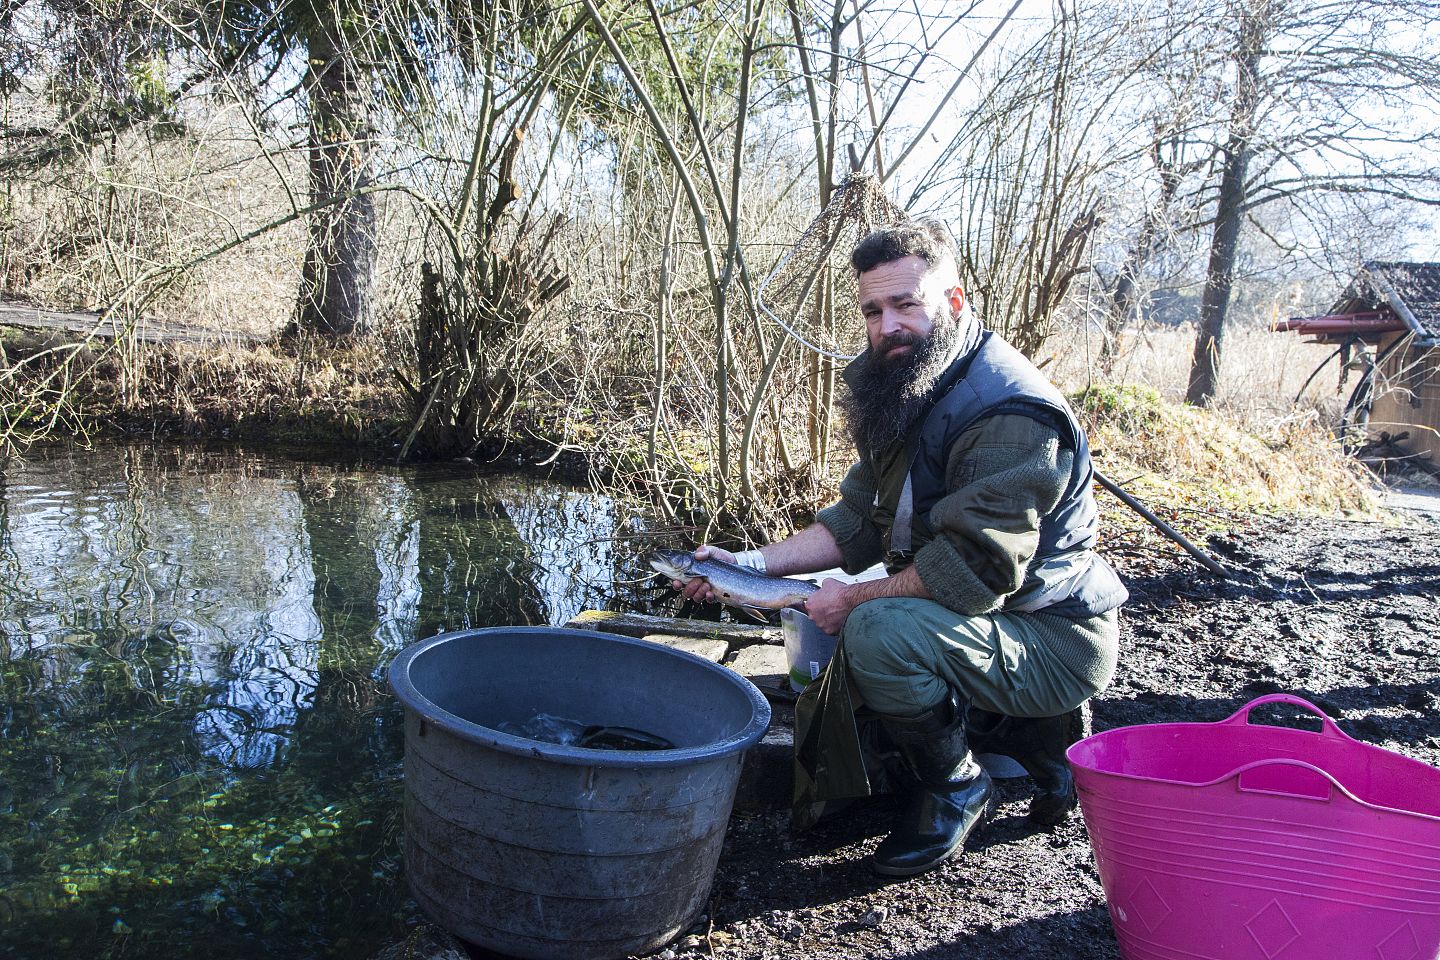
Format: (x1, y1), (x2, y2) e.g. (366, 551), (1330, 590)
(733, 549), (767, 574)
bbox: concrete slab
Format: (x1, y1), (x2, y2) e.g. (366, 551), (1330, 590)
(726, 644), (789, 684)
(639, 633), (728, 662)
(566, 610), (778, 647)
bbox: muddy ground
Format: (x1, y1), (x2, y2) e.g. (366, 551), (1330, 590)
(640, 502), (1440, 960)
(400, 499), (1440, 960)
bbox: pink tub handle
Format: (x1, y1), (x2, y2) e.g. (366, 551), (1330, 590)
(1231, 757), (1346, 802)
(1219, 693), (1356, 742)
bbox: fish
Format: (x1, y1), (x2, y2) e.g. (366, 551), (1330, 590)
(649, 547), (819, 622)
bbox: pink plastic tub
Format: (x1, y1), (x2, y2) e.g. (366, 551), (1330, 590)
(1067, 694), (1440, 960)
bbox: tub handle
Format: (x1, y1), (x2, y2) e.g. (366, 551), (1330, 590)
(1233, 757), (1340, 802)
(1219, 694), (1355, 742)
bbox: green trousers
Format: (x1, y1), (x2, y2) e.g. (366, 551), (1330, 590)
(840, 598), (1118, 718)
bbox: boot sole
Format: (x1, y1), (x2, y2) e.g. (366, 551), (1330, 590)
(871, 792), (1000, 878)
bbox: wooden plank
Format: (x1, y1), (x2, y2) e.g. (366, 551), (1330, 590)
(1375, 342), (1440, 464)
(0, 300), (263, 344)
(565, 610), (780, 648)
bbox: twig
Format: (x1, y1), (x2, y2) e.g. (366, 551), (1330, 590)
(1095, 470), (1232, 579)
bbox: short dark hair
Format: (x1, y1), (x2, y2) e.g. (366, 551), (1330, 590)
(850, 220), (956, 274)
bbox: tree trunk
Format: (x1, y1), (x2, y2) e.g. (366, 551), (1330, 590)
(1101, 256), (1141, 371)
(1185, 3), (1269, 406)
(1185, 140), (1250, 405)
(297, 23), (377, 339)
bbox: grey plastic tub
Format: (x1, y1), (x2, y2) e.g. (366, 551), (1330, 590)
(388, 626), (771, 960)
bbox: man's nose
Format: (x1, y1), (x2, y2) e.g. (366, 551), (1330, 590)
(877, 307), (905, 337)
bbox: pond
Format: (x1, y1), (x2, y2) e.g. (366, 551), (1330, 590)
(0, 442), (659, 959)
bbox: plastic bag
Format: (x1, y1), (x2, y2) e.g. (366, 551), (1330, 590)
(791, 638), (872, 829)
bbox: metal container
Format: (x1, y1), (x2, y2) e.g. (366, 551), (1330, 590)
(388, 627), (771, 960)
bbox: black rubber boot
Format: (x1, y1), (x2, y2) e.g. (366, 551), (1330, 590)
(967, 705), (1083, 827)
(871, 695), (995, 877)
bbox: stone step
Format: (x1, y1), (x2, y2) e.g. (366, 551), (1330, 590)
(565, 609), (779, 652)
(637, 633), (730, 664)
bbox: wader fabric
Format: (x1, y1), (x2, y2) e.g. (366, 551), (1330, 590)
(841, 598), (1118, 719)
(791, 604), (1117, 828)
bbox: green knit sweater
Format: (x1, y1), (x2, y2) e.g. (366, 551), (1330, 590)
(816, 413), (1119, 692)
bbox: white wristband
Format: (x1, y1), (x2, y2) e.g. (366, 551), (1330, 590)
(733, 549), (767, 574)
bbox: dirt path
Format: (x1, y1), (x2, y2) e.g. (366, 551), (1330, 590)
(669, 505), (1440, 960)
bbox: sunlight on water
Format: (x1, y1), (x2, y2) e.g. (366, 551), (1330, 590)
(0, 444), (652, 960)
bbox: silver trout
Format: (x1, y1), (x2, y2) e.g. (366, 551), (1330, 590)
(649, 548), (818, 622)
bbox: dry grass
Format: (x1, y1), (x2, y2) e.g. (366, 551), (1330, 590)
(1043, 323), (1350, 429)
(68, 335), (410, 444)
(1074, 382), (1377, 520)
(1037, 321), (1380, 519)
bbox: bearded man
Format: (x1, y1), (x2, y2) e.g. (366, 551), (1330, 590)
(680, 221), (1127, 876)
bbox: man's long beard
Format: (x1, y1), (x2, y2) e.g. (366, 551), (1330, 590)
(839, 319), (965, 453)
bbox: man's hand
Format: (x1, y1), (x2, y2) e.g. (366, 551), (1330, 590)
(674, 545), (737, 604)
(804, 578), (857, 635)
(805, 564), (933, 634)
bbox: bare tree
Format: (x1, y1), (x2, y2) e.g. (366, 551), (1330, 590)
(1099, 134), (1206, 373)
(295, 13), (377, 338)
(1183, 0), (1440, 406)
(1186, 0), (1272, 405)
(908, 0), (1153, 356)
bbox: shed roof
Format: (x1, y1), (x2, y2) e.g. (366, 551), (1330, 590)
(1331, 261), (1440, 343)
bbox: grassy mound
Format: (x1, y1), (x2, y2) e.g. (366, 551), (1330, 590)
(1074, 382), (1377, 517)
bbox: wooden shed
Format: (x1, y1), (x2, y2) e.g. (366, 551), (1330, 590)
(1277, 261), (1440, 470)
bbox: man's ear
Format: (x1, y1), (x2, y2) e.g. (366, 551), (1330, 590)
(947, 286), (966, 319)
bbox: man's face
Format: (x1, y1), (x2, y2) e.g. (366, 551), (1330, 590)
(856, 254), (963, 373)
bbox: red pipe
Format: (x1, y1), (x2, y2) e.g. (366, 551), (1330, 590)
(1274, 310), (1401, 332)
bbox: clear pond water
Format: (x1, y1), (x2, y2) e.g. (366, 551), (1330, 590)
(0, 443), (653, 959)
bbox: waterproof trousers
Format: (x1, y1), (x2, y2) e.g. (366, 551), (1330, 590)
(841, 598), (1118, 719)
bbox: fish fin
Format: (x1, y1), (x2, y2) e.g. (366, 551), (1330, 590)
(739, 605), (769, 624)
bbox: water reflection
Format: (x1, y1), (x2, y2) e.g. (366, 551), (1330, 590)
(192, 491), (321, 770)
(0, 443), (650, 959)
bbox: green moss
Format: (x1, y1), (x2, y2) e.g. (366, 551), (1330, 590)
(1070, 383), (1170, 433)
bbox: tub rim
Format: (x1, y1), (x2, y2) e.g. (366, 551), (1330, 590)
(388, 626), (772, 769)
